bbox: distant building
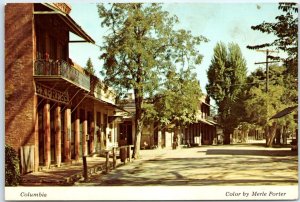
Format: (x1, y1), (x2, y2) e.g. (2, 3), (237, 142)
(183, 95), (218, 146)
(5, 3), (122, 173)
(116, 93), (136, 147)
(117, 94), (218, 149)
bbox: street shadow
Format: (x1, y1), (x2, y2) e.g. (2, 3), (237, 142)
(96, 154), (298, 186)
(205, 149), (298, 156)
(101, 178), (299, 186)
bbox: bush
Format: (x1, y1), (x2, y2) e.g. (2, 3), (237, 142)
(5, 145), (21, 186)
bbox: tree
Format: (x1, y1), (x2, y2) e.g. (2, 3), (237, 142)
(247, 3), (298, 146)
(206, 42), (247, 144)
(145, 67), (202, 128)
(85, 57), (95, 75)
(244, 65), (297, 147)
(5, 145), (21, 186)
(143, 67), (202, 149)
(98, 3), (207, 158)
(247, 3), (298, 76)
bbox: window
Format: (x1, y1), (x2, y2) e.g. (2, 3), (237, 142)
(36, 28), (46, 59)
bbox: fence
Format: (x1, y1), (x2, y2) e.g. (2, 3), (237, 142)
(34, 59), (90, 90)
(82, 145), (133, 181)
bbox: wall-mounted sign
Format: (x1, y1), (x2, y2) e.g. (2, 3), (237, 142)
(51, 3), (71, 14)
(35, 83), (69, 104)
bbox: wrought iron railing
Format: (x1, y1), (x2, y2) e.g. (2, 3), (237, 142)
(93, 83), (116, 104)
(34, 59), (90, 90)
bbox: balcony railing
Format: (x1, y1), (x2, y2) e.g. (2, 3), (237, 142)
(93, 83), (116, 105)
(34, 59), (90, 90)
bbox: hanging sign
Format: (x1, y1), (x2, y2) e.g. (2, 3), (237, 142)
(35, 83), (69, 104)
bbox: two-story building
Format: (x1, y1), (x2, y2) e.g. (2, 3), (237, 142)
(183, 96), (218, 146)
(116, 94), (218, 149)
(5, 3), (121, 174)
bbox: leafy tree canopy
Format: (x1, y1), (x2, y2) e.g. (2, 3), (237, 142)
(206, 42), (247, 144)
(98, 3), (207, 157)
(243, 65), (297, 146)
(247, 3), (298, 76)
(144, 67), (202, 127)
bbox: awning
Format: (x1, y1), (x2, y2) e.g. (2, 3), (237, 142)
(207, 119), (219, 125)
(270, 105), (298, 120)
(108, 115), (123, 123)
(198, 118), (214, 126)
(40, 3), (95, 44)
(85, 94), (128, 112)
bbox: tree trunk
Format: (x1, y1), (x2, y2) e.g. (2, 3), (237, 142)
(283, 126), (287, 145)
(275, 126), (282, 145)
(223, 128), (231, 144)
(265, 126), (269, 146)
(173, 127), (179, 149)
(132, 88), (143, 159)
(266, 122), (277, 147)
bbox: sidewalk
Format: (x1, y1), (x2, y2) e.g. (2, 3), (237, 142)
(19, 148), (162, 186)
(20, 156), (119, 186)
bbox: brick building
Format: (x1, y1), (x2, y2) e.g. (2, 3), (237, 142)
(5, 3), (121, 173)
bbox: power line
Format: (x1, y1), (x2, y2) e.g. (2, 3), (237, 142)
(212, 78), (280, 87)
(254, 49), (280, 92)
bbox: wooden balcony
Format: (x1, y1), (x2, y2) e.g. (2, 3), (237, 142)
(34, 59), (90, 91)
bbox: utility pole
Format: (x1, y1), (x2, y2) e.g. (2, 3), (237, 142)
(254, 49), (279, 93)
(254, 49), (280, 146)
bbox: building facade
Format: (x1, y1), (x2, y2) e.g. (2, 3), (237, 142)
(5, 3), (120, 173)
(117, 94), (218, 149)
(182, 96), (218, 146)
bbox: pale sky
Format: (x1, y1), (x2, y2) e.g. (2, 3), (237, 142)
(69, 2), (286, 93)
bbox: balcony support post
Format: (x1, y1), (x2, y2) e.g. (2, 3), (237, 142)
(43, 100), (51, 168)
(82, 109), (88, 156)
(64, 107), (71, 162)
(54, 104), (62, 167)
(74, 108), (80, 161)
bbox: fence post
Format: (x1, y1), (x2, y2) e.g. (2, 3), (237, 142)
(112, 147), (116, 169)
(83, 156), (88, 181)
(105, 150), (110, 173)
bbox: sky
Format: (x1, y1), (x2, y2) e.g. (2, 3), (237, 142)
(68, 2), (285, 94)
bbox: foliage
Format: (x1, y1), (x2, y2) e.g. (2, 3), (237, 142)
(85, 57), (95, 75)
(5, 145), (21, 186)
(145, 68), (202, 127)
(247, 3), (298, 76)
(243, 65), (297, 146)
(206, 42), (247, 144)
(98, 3), (207, 158)
(245, 84), (284, 126)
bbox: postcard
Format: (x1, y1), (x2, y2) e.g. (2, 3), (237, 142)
(4, 1), (298, 200)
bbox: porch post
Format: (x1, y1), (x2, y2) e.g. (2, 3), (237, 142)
(64, 108), (71, 162)
(34, 95), (39, 172)
(43, 100), (51, 168)
(54, 105), (61, 166)
(74, 108), (80, 161)
(82, 109), (87, 156)
(89, 114), (95, 154)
